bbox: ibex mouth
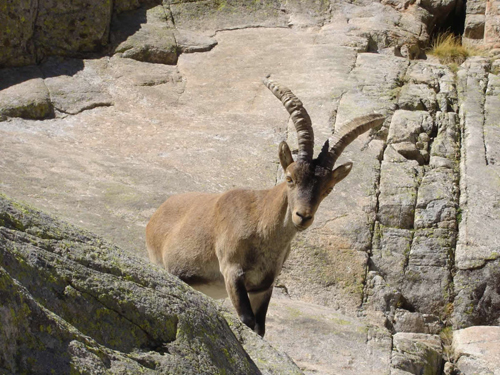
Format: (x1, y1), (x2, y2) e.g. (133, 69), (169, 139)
(294, 223), (310, 232)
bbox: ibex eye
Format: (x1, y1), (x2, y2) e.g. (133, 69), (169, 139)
(286, 176), (294, 185)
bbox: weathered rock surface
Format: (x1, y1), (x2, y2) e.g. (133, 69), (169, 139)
(42, 58), (114, 115)
(258, 297), (393, 375)
(452, 326), (500, 375)
(366, 61), (460, 322)
(34, 0), (113, 60)
(393, 309), (443, 334)
(454, 57), (500, 328)
(463, 0), (500, 49)
(0, 194), (301, 374)
(0, 66), (53, 120)
(391, 333), (443, 375)
(2, 0), (500, 373)
(111, 5), (179, 65)
(0, 0), (467, 68)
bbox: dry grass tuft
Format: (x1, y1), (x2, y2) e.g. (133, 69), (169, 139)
(440, 326), (454, 362)
(430, 33), (471, 65)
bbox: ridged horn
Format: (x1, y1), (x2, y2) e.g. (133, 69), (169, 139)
(263, 78), (314, 162)
(317, 114), (385, 170)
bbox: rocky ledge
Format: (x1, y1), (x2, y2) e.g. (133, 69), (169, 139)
(1, 0), (500, 374)
(0, 194), (301, 374)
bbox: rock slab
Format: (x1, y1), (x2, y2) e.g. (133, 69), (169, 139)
(0, 194), (301, 374)
(453, 326), (500, 375)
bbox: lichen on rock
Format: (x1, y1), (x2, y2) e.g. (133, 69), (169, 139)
(0, 194), (301, 374)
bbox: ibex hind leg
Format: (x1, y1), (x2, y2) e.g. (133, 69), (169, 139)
(146, 241), (163, 266)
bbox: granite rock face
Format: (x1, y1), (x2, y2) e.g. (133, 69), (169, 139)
(0, 194), (301, 374)
(1, 0), (500, 373)
(0, 0), (465, 68)
(451, 326), (500, 375)
(0, 0), (115, 67)
(111, 5), (179, 65)
(366, 61), (460, 323)
(463, 0), (500, 51)
(0, 66), (53, 120)
(391, 333), (443, 375)
(454, 57), (500, 329)
(0, 0), (38, 67)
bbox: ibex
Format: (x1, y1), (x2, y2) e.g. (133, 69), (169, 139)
(146, 78), (384, 337)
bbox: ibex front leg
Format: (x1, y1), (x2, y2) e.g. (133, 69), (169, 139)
(224, 266), (256, 331)
(249, 288), (273, 337)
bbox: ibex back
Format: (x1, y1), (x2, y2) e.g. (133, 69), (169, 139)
(146, 79), (384, 337)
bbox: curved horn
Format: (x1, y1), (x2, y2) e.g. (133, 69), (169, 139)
(317, 114), (385, 170)
(263, 78), (314, 162)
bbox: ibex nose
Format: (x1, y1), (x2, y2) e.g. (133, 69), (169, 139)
(295, 211), (313, 224)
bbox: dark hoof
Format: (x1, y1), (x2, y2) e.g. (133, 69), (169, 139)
(240, 314), (256, 330)
(255, 324), (265, 337)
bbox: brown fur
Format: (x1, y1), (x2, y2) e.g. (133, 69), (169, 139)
(146, 80), (383, 336)
(146, 156), (352, 336)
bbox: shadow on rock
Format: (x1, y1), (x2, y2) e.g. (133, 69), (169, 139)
(0, 58), (84, 92)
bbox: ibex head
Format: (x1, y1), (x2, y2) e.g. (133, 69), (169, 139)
(264, 78), (385, 231)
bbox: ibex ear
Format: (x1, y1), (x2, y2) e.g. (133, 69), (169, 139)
(279, 141), (294, 171)
(331, 162), (353, 184)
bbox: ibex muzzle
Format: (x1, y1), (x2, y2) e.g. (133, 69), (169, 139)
(284, 156), (353, 231)
(146, 78), (384, 337)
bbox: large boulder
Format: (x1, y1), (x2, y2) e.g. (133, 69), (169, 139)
(34, 0), (113, 60)
(452, 326), (500, 375)
(391, 333), (443, 375)
(0, 0), (38, 67)
(0, 66), (53, 121)
(0, 194), (301, 374)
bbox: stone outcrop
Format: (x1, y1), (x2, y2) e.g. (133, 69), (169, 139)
(1, 0), (500, 374)
(0, 66), (53, 121)
(0, 194), (301, 374)
(463, 0), (500, 52)
(361, 60), (460, 326)
(0, 0), (114, 67)
(1, 0), (465, 68)
(391, 333), (443, 375)
(0, 0), (217, 68)
(450, 326), (500, 374)
(453, 57), (500, 329)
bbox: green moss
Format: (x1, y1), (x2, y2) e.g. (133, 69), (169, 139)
(388, 86), (402, 100)
(285, 306), (303, 319)
(356, 325), (370, 334)
(486, 251), (499, 260)
(405, 270), (421, 282)
(456, 207), (463, 224)
(330, 317), (351, 326)
(40, 324), (54, 335)
(217, 0), (227, 10)
(403, 242), (411, 258)
(465, 303), (475, 316)
(1, 212), (26, 231)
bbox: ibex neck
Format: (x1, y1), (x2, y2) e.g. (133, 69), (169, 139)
(257, 182), (296, 237)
